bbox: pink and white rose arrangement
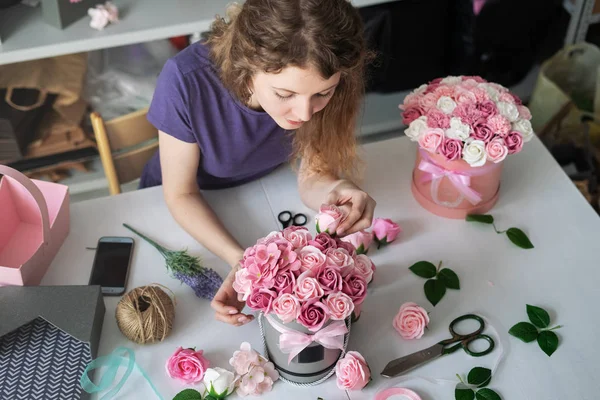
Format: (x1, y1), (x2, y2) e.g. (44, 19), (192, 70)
(233, 226), (375, 330)
(400, 76), (533, 167)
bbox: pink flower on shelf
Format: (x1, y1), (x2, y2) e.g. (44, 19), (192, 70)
(486, 137), (509, 163)
(504, 131), (524, 154)
(335, 351), (371, 391)
(272, 293), (301, 323)
(297, 300), (330, 332)
(308, 232), (338, 252)
(340, 230), (373, 255)
(371, 218), (402, 248)
(165, 347), (210, 384)
(315, 204), (345, 235)
(418, 128), (444, 154)
(325, 292), (355, 320)
(439, 137), (463, 161)
(393, 302), (430, 340)
(487, 114), (512, 137)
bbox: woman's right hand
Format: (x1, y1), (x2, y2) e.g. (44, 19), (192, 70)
(211, 266), (254, 326)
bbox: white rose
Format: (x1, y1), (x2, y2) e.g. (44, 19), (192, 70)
(414, 83), (428, 95)
(479, 83), (500, 101)
(512, 119), (534, 142)
(203, 367), (236, 399)
(497, 101), (519, 122)
(462, 140), (487, 167)
(405, 116), (428, 142)
(437, 96), (457, 114)
(441, 76), (462, 85)
(445, 117), (471, 141)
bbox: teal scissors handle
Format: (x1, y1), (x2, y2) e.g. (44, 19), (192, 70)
(439, 314), (495, 357)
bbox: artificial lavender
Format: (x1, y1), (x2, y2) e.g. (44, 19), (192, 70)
(123, 223), (224, 300)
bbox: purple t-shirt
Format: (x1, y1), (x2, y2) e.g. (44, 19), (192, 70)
(140, 42), (292, 190)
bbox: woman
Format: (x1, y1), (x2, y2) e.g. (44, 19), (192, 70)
(141, 0), (376, 326)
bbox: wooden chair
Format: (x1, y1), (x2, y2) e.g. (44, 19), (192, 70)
(90, 108), (158, 195)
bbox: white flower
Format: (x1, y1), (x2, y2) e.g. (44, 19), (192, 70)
(479, 83), (500, 101)
(405, 116), (428, 142)
(414, 83), (428, 95)
(497, 101), (520, 122)
(462, 140), (487, 167)
(437, 96), (457, 114)
(441, 76), (462, 85)
(203, 367), (236, 399)
(445, 117), (471, 141)
(512, 119), (534, 142)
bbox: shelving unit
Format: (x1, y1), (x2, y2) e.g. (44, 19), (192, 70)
(564, 0), (600, 44)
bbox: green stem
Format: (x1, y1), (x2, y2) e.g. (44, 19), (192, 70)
(456, 374), (466, 385)
(123, 223), (168, 255)
(545, 325), (563, 331)
(437, 261), (442, 275)
(492, 222), (506, 234)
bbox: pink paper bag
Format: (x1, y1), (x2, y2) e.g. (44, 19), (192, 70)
(0, 165), (70, 286)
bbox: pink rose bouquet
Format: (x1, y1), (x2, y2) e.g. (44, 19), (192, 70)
(400, 76), (533, 166)
(233, 226), (374, 330)
(165, 347), (210, 384)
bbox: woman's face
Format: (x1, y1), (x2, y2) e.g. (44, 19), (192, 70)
(249, 65), (341, 130)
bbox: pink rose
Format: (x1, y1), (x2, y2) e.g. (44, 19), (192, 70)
(229, 342), (260, 375)
(342, 273), (368, 305)
(511, 93), (523, 105)
(340, 230), (373, 255)
(472, 119), (494, 143)
(454, 87), (477, 105)
(255, 231), (285, 246)
(247, 287), (277, 313)
(517, 105), (532, 120)
(272, 293), (301, 323)
(453, 103), (482, 125)
(297, 300), (329, 332)
(315, 204), (344, 235)
(371, 218), (401, 247)
(471, 87), (490, 103)
(462, 75), (486, 83)
(485, 137), (508, 163)
(430, 77), (444, 84)
(401, 106), (423, 125)
(272, 269), (296, 295)
(295, 270), (325, 301)
(335, 351), (371, 391)
(325, 248), (355, 276)
(166, 347), (210, 384)
(419, 92), (438, 111)
(233, 268), (253, 301)
(325, 292), (355, 320)
(334, 237), (357, 256)
(504, 131), (524, 154)
(460, 78), (479, 88)
(433, 85), (455, 100)
(439, 137), (463, 161)
(352, 254), (375, 284)
(418, 128), (444, 153)
(282, 226), (312, 249)
(487, 114), (511, 136)
(393, 302), (430, 340)
(308, 232), (338, 252)
(297, 245), (326, 273)
(476, 100), (498, 118)
(316, 265), (344, 294)
(402, 92), (420, 108)
(499, 92), (516, 104)
(425, 109), (451, 129)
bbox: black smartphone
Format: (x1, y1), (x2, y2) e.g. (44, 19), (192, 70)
(89, 236), (134, 296)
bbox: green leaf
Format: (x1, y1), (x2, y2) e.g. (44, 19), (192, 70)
(316, 221), (321, 233)
(508, 322), (539, 343)
(467, 367), (492, 388)
(455, 384), (475, 400)
(424, 279), (446, 306)
(506, 228), (534, 249)
(205, 397), (218, 400)
(526, 304), (550, 328)
(438, 268), (460, 290)
(475, 388), (502, 400)
(409, 261), (437, 279)
(537, 330), (559, 357)
(173, 389), (203, 400)
(466, 214), (494, 224)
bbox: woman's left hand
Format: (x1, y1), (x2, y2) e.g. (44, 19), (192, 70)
(325, 180), (376, 236)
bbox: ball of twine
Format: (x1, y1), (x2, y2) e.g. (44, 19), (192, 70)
(116, 284), (176, 344)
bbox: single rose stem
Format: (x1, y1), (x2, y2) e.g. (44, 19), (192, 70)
(546, 325), (563, 331)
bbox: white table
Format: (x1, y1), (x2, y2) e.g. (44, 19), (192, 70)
(45, 136), (600, 400)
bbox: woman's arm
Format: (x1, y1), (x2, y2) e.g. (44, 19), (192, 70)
(160, 131), (244, 268)
(297, 157), (376, 236)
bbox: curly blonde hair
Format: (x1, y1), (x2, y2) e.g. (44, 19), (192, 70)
(207, 0), (369, 177)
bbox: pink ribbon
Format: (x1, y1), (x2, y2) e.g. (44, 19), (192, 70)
(375, 388), (422, 400)
(265, 315), (348, 365)
(417, 149), (497, 206)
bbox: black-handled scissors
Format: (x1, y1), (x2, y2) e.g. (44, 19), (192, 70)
(278, 210), (308, 229)
(381, 314), (495, 378)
